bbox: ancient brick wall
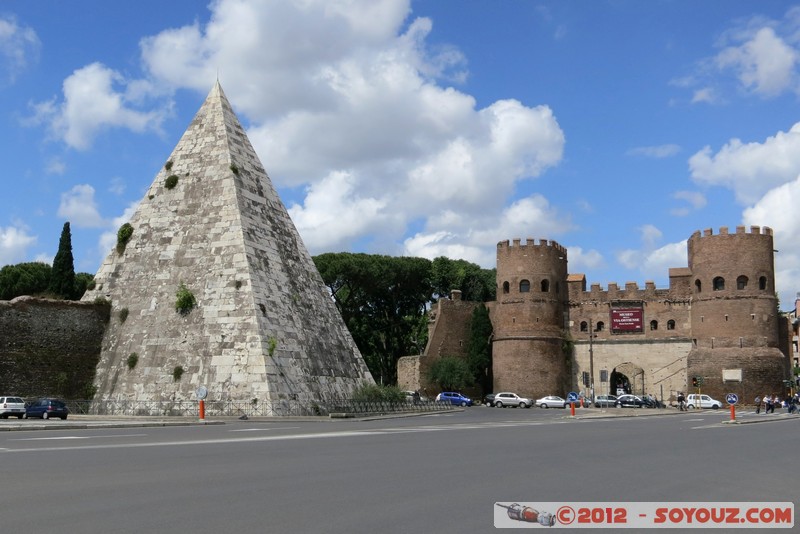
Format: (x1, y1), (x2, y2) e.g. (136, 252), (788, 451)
(0, 297), (107, 398)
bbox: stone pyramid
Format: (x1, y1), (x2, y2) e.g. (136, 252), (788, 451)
(82, 81), (373, 411)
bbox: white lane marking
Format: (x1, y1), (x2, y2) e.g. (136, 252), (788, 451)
(0, 420), (556, 453)
(12, 433), (148, 441)
(229, 427), (300, 432)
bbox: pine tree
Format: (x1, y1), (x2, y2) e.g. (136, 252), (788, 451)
(49, 222), (76, 299)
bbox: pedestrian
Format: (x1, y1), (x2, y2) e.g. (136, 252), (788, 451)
(754, 395), (761, 414)
(788, 395), (797, 414)
(677, 391), (686, 411)
(766, 394), (775, 414)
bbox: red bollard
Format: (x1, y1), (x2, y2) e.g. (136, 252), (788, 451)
(570, 402), (575, 416)
(199, 399), (205, 421)
(730, 403), (735, 421)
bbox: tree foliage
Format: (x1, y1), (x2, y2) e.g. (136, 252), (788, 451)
(427, 356), (473, 391)
(430, 256), (496, 302)
(0, 262), (52, 300)
(48, 222), (76, 299)
(314, 252), (497, 386)
(467, 303), (493, 392)
(314, 252), (433, 384)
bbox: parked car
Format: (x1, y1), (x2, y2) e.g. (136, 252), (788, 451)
(0, 396), (25, 419)
(615, 394), (645, 408)
(493, 392), (533, 408)
(24, 398), (69, 420)
(594, 394), (618, 407)
(435, 392), (473, 407)
(686, 394), (722, 409)
(535, 395), (567, 409)
(483, 393), (496, 406)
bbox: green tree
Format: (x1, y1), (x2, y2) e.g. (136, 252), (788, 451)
(427, 356), (472, 391)
(73, 272), (95, 299)
(430, 256), (495, 302)
(48, 222), (76, 299)
(0, 262), (52, 300)
(314, 252), (433, 384)
(467, 303), (493, 393)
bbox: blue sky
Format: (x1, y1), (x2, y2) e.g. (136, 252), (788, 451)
(2, 1), (800, 308)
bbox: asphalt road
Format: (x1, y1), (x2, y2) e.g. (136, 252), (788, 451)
(1, 406), (796, 533)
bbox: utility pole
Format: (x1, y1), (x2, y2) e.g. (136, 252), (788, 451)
(589, 319), (595, 402)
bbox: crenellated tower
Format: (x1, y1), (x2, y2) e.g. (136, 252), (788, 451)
(491, 238), (569, 398)
(686, 226), (788, 396)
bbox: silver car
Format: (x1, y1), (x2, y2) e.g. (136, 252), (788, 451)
(0, 396), (26, 419)
(535, 395), (567, 409)
(493, 392), (533, 408)
(594, 394), (618, 407)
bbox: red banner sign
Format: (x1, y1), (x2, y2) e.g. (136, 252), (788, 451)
(611, 308), (643, 332)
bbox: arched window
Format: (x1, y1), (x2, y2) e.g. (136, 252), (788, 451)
(502, 281), (510, 294)
(595, 321), (605, 332)
(519, 280), (530, 293)
(650, 320), (658, 331)
(580, 321), (588, 332)
(667, 320), (676, 330)
(713, 277), (725, 291)
(737, 275), (748, 290)
(540, 279), (550, 292)
(759, 276), (767, 290)
(695, 279), (702, 292)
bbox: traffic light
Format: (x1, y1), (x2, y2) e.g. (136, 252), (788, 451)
(691, 376), (698, 388)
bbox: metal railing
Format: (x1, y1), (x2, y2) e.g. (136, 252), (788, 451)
(64, 398), (455, 417)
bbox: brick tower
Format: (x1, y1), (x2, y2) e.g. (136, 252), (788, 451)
(491, 238), (569, 398)
(81, 82), (373, 411)
(686, 226), (788, 399)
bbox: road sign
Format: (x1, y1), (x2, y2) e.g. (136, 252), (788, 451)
(726, 393), (738, 405)
(567, 392), (578, 402)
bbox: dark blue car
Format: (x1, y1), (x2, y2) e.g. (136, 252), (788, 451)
(24, 398), (69, 420)
(435, 392), (473, 406)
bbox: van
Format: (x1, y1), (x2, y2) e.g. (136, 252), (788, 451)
(686, 394), (722, 409)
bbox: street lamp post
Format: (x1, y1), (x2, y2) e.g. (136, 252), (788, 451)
(589, 319), (595, 402)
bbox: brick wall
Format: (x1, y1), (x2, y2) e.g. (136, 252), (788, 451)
(0, 297), (107, 398)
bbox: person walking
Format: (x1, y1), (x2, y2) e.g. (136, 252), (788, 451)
(754, 395), (761, 414)
(677, 391), (686, 411)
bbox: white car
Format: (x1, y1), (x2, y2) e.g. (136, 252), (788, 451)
(686, 394), (722, 409)
(535, 395), (567, 409)
(492, 392), (533, 408)
(0, 396), (26, 419)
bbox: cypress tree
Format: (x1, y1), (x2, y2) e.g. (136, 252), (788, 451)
(49, 222), (76, 299)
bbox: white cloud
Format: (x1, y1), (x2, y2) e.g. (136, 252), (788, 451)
(287, 171), (395, 253)
(673, 190), (707, 209)
(616, 224), (686, 277)
(716, 27), (798, 97)
(689, 122), (800, 204)
(137, 0), (565, 261)
(45, 157), (66, 175)
(57, 184), (106, 228)
(0, 15), (40, 83)
(97, 202), (140, 257)
(565, 246), (604, 272)
(627, 144), (680, 158)
(742, 175), (800, 307)
(0, 223), (37, 265)
(30, 62), (168, 150)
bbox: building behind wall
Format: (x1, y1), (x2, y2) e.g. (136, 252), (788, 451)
(401, 225), (791, 404)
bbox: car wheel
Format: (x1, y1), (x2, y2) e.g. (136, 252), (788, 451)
(542, 404), (549, 409)
(17, 414), (23, 419)
(711, 404), (719, 409)
(22, 413), (28, 419)
(518, 402), (526, 408)
(0, 415), (6, 419)
(460, 401), (467, 407)
(42, 412), (49, 420)
(62, 415), (68, 420)
(496, 401), (504, 408)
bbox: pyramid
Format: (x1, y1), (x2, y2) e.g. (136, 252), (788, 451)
(82, 82), (373, 411)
